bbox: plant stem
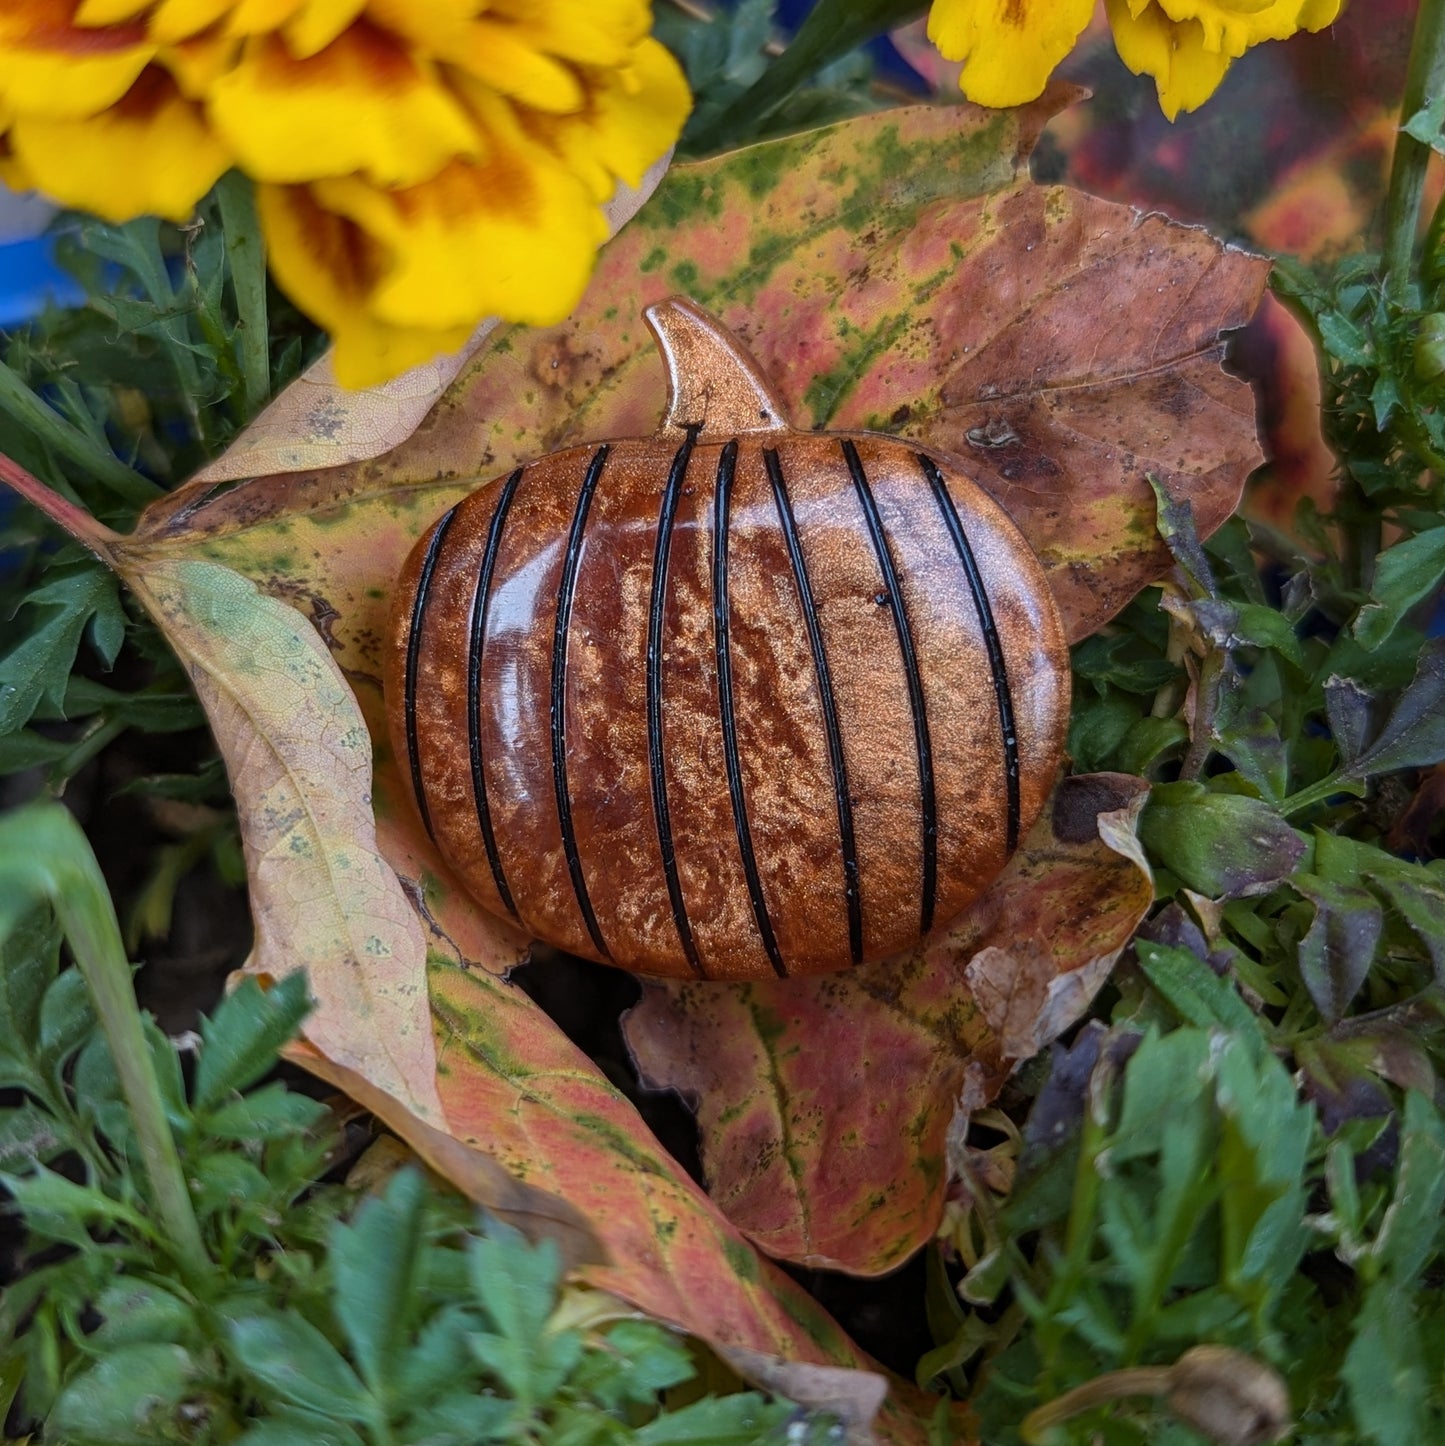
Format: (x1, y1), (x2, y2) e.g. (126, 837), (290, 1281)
(1383, 0), (1445, 304)
(0, 362), (159, 506)
(1021, 1365), (1171, 1443)
(0, 450), (123, 561)
(0, 804), (209, 1281)
(215, 171), (271, 423)
(48, 713), (127, 792)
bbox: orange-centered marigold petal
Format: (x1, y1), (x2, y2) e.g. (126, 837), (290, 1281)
(206, 26), (480, 187)
(10, 66), (230, 220)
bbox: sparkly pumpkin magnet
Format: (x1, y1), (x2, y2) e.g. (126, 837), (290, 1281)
(385, 299), (1070, 981)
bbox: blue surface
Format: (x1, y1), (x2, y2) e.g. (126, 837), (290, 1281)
(0, 236), (85, 328)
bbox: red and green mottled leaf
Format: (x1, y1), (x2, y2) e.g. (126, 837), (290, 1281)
(623, 774), (1152, 1276)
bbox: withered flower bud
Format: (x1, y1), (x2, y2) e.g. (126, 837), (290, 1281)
(1165, 1346), (1291, 1446)
(1020, 1344), (1290, 1445)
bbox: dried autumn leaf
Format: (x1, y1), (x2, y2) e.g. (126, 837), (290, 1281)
(133, 91), (1266, 647)
(623, 774), (1152, 1275)
(1, 91), (1268, 1436)
(128, 558), (445, 1121)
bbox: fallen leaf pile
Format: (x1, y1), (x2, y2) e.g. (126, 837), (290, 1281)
(2, 87), (1268, 1442)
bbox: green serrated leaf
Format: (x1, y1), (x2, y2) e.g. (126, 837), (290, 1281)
(225, 1311), (371, 1421)
(0, 900), (59, 1086)
(36, 965), (96, 1085)
(1212, 1034), (1311, 1296)
(1404, 94), (1445, 148)
(391, 1304), (484, 1415)
(1343, 1278), (1431, 1446)
(92, 1279), (198, 1349)
(1134, 941), (1264, 1044)
(75, 1012), (186, 1147)
(233, 1407), (369, 1446)
(203, 1081), (327, 1140)
(574, 1319), (694, 1411)
(403, 1392), (515, 1443)
(1370, 1091), (1445, 1283)
(1, 1164), (153, 1249)
(468, 1223), (563, 1350)
(0, 564), (123, 733)
(0, 1100), (70, 1171)
(471, 1324), (583, 1410)
(1317, 310), (1374, 367)
(194, 972), (311, 1111)
(329, 1167), (428, 1396)
(635, 1393), (799, 1445)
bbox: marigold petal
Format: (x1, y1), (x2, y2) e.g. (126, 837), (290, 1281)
(518, 38), (689, 200)
(74, 0), (149, 22)
(147, 0), (232, 44)
(363, 0), (482, 52)
(257, 179), (478, 388)
(482, 0), (653, 68)
(1107, 0), (1232, 120)
(0, 130), (36, 192)
(0, 0), (154, 119)
(223, 0), (305, 33)
(207, 28), (479, 186)
(1153, 0), (1329, 54)
(314, 152), (605, 333)
(11, 67), (230, 220)
(279, 0), (367, 57)
(160, 30), (242, 97)
(1296, 0), (1343, 29)
(445, 21), (586, 113)
(927, 0), (1095, 107)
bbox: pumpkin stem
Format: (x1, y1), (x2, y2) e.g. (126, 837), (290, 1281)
(645, 297), (791, 438)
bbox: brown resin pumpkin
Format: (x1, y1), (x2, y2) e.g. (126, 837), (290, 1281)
(385, 299), (1070, 981)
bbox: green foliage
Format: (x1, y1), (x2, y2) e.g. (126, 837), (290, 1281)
(0, 813), (827, 1445)
(917, 52), (1445, 1432)
(0, 186), (321, 801)
(656, 0), (901, 156)
(948, 1011), (1445, 1445)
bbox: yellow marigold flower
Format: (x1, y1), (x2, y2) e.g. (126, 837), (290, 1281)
(927, 0), (1094, 108)
(0, 0), (689, 386)
(1107, 0), (1343, 119)
(927, 0), (1343, 118)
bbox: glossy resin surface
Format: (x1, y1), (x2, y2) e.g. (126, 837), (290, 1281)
(385, 300), (1070, 980)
